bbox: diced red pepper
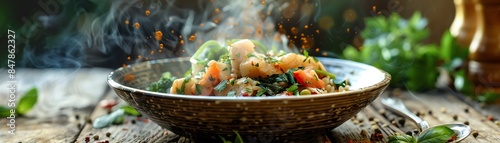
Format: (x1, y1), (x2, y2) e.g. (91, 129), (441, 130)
(293, 69), (325, 88)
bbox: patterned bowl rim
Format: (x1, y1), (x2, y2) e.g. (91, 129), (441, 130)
(107, 57), (391, 101)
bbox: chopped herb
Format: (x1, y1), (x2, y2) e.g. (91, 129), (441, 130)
(176, 75), (191, 94)
(245, 88), (252, 94)
(286, 83), (298, 92)
(256, 87), (267, 96)
(315, 69), (336, 79)
(312, 57), (319, 62)
(242, 78), (248, 84)
(227, 90), (236, 96)
(230, 79), (236, 85)
(246, 53), (256, 58)
(254, 63), (260, 67)
(264, 56), (280, 64)
(195, 84), (202, 94)
(334, 80), (348, 88)
(183, 69), (192, 77)
(302, 50), (309, 62)
(214, 80), (228, 92)
(147, 72), (176, 93)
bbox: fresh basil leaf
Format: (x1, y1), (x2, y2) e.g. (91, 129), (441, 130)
(120, 105), (141, 116)
(389, 134), (417, 143)
(93, 109), (125, 129)
(0, 106), (12, 117)
(17, 87), (38, 115)
(233, 130), (244, 143)
(417, 126), (455, 143)
(214, 80), (228, 92)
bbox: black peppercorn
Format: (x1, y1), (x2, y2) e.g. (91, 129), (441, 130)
(464, 121), (470, 125)
(106, 132), (111, 137)
(453, 114), (458, 121)
(464, 108), (469, 113)
(473, 132), (479, 138)
(131, 119), (136, 124)
(93, 135), (99, 140)
(406, 131), (413, 136)
(398, 118), (406, 126)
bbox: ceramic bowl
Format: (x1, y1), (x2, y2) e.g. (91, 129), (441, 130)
(107, 57), (391, 142)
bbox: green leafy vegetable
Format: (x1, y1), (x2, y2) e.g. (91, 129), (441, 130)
(286, 83), (298, 92)
(227, 90), (236, 97)
(256, 87), (267, 96)
(389, 134), (417, 143)
(147, 72), (176, 93)
(120, 105), (141, 116)
(17, 87), (38, 115)
(314, 69), (336, 79)
(195, 84), (202, 95)
(214, 80), (228, 92)
(176, 75), (191, 94)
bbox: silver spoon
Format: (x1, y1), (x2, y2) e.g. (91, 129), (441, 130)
(380, 97), (471, 142)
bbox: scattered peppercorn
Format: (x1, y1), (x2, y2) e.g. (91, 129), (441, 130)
(77, 123), (81, 128)
(368, 117), (374, 121)
(93, 135), (99, 140)
(495, 121), (500, 126)
(75, 114), (80, 120)
(84, 136), (90, 143)
(487, 115), (494, 121)
(106, 132), (111, 137)
(85, 117), (92, 124)
(370, 132), (384, 141)
(415, 111), (421, 117)
(406, 131), (413, 136)
(398, 118), (406, 126)
(428, 110), (433, 115)
(413, 129), (419, 134)
(453, 114), (458, 121)
(472, 131), (479, 138)
(360, 129), (368, 136)
(131, 119), (136, 124)
(464, 108), (469, 113)
(464, 121), (470, 125)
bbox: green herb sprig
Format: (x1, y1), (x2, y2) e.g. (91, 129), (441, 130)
(389, 126), (456, 143)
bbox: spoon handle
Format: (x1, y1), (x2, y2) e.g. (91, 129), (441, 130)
(380, 97), (430, 131)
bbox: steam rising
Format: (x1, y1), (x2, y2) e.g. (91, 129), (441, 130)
(21, 0), (298, 68)
(15, 0), (304, 117)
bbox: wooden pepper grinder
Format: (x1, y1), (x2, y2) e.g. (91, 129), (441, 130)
(450, 0), (478, 47)
(468, 0), (500, 102)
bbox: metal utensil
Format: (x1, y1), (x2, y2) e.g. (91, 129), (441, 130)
(381, 97), (471, 142)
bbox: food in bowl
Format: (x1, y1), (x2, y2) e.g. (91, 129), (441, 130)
(147, 39), (349, 96)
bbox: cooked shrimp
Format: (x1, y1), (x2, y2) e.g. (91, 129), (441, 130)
(170, 77), (198, 95)
(278, 53), (326, 72)
(239, 53), (283, 78)
(229, 39), (256, 77)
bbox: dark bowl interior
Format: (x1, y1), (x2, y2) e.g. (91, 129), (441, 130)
(107, 57), (391, 142)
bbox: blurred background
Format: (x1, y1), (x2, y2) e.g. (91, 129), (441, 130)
(1, 0), (498, 102)
(0, 0), (455, 69)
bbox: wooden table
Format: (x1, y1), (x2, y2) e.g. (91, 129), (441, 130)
(1, 70), (499, 143)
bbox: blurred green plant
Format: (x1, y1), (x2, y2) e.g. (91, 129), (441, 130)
(0, 87), (38, 117)
(343, 12), (468, 92)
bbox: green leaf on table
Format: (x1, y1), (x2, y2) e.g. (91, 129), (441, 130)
(120, 105), (141, 116)
(0, 106), (12, 117)
(389, 134), (417, 143)
(233, 130), (244, 143)
(17, 87), (38, 115)
(477, 92), (500, 103)
(417, 126), (455, 143)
